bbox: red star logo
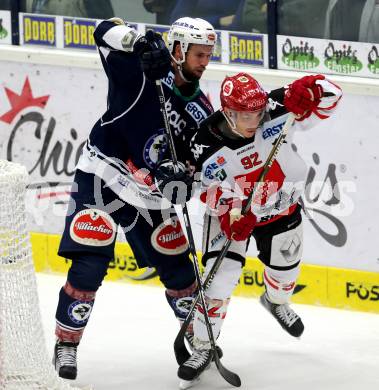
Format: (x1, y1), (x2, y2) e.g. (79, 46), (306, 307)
(0, 77), (49, 124)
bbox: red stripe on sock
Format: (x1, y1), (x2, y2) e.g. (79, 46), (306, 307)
(283, 282), (296, 291)
(264, 271), (279, 290)
(56, 325), (83, 343)
(63, 281), (96, 301)
(166, 280), (197, 298)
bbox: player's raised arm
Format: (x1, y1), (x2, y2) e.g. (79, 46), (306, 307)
(94, 18), (142, 52)
(94, 18), (171, 81)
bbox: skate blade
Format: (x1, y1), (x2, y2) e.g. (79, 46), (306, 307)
(179, 377), (200, 389)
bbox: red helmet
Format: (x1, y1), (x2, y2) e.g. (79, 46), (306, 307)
(220, 73), (267, 112)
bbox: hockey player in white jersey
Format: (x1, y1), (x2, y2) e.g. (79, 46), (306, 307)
(158, 72), (342, 385)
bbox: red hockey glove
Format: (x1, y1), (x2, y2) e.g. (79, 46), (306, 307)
(284, 74), (325, 120)
(218, 200), (257, 241)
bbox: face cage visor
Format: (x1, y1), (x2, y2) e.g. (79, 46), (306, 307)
(225, 108), (266, 131)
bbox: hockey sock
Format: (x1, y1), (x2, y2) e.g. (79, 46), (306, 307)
(55, 281), (96, 343)
(193, 297), (230, 349)
(263, 266), (300, 304)
(165, 280), (197, 323)
(189, 257), (241, 348)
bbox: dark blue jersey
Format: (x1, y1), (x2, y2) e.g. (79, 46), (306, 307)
(76, 19), (214, 209)
(87, 20), (213, 170)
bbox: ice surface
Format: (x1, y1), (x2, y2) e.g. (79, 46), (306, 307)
(37, 274), (379, 390)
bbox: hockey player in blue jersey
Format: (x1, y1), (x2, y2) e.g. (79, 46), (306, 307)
(52, 16), (217, 380)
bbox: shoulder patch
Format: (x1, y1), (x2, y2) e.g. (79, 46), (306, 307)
(143, 128), (168, 168)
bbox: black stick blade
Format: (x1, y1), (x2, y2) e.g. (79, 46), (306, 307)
(214, 350), (241, 387)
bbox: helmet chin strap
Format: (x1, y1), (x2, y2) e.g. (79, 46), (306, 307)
(171, 47), (191, 83)
(178, 65), (191, 83)
(222, 110), (246, 139)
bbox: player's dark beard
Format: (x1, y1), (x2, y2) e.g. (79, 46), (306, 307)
(176, 63), (200, 96)
(182, 63), (200, 82)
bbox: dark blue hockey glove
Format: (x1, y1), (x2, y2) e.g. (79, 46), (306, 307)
(134, 30), (171, 81)
(154, 160), (193, 205)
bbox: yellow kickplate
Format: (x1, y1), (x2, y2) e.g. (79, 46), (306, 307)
(30, 232), (379, 314)
(327, 267), (379, 313)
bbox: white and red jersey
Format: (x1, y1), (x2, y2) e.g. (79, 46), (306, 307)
(187, 79), (342, 225)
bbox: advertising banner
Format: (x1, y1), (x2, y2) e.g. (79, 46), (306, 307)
(63, 17), (97, 50)
(0, 61), (107, 234)
(20, 13), (57, 47)
(228, 32), (265, 66)
(16, 13), (267, 67)
(0, 10), (11, 45)
(278, 35), (379, 78)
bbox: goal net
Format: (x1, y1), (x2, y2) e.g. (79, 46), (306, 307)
(0, 160), (85, 390)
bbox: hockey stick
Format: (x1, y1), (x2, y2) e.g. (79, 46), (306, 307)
(155, 80), (241, 388)
(174, 112), (296, 364)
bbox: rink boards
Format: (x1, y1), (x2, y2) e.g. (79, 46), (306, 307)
(31, 232), (379, 314)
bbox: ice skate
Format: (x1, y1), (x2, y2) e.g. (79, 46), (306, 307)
(53, 340), (78, 380)
(178, 348), (212, 388)
(260, 292), (304, 337)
